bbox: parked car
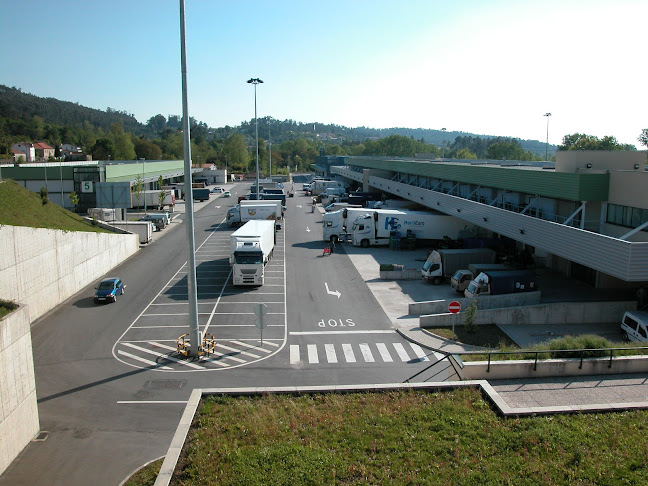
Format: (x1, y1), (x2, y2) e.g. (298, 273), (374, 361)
(223, 191), (231, 198)
(211, 187), (224, 194)
(139, 214), (166, 231)
(94, 277), (125, 304)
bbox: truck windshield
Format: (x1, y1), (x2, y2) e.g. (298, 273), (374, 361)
(466, 282), (477, 294)
(234, 252), (264, 265)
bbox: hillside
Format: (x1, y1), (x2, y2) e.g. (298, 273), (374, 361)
(0, 179), (108, 233)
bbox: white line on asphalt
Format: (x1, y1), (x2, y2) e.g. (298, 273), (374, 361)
(117, 350), (173, 370)
(290, 344), (300, 364)
(214, 343), (261, 359)
(231, 340), (273, 354)
(342, 343), (356, 363)
(325, 344), (337, 363)
(392, 342), (411, 362)
(376, 343), (393, 362)
(409, 343), (430, 361)
(289, 330), (396, 335)
(307, 344), (319, 363)
(120, 342), (203, 370)
(117, 401), (188, 404)
(359, 343), (375, 362)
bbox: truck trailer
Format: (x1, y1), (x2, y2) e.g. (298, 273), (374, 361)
(230, 220), (276, 286)
(322, 207), (371, 243)
(107, 221), (153, 244)
(310, 179), (345, 195)
(450, 263), (513, 293)
(130, 190), (175, 209)
(227, 202), (281, 227)
(192, 188), (211, 202)
(464, 270), (537, 298)
(421, 248), (497, 285)
(350, 210), (472, 248)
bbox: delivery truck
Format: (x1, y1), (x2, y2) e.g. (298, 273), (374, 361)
(227, 202), (281, 227)
(192, 188), (210, 202)
(464, 270), (537, 298)
(323, 207), (371, 243)
(230, 220), (276, 286)
(421, 248), (497, 285)
(107, 221), (153, 244)
(450, 263), (513, 293)
(88, 208), (117, 222)
(130, 190), (175, 209)
(350, 209), (472, 248)
(310, 179), (345, 195)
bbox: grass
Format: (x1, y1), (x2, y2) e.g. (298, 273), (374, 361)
(428, 324), (517, 348)
(125, 388), (648, 485)
(0, 299), (18, 320)
(0, 179), (109, 233)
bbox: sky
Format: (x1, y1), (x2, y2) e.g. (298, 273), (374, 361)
(1, 0), (646, 148)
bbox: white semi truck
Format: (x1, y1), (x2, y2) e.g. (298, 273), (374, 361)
(230, 220), (276, 286)
(322, 207), (371, 243)
(350, 209), (472, 248)
(107, 221), (154, 244)
(421, 248), (497, 285)
(227, 202), (281, 227)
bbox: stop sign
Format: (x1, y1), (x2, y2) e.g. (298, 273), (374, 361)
(448, 301), (461, 314)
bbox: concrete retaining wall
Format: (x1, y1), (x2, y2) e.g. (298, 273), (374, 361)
(0, 224), (139, 323)
(379, 268), (420, 280)
(419, 300), (636, 328)
(410, 292), (542, 315)
(0, 305), (39, 476)
(459, 355), (648, 380)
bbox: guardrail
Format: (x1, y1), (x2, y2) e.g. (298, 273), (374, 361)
(461, 346), (648, 373)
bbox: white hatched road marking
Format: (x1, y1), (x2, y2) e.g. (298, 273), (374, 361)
(324, 344), (337, 363)
(342, 343), (356, 363)
(392, 343), (411, 362)
(214, 343), (261, 359)
(290, 344), (300, 364)
(376, 343), (393, 362)
(117, 350), (173, 370)
(409, 343), (430, 361)
(231, 340), (273, 354)
(307, 344), (319, 364)
(122, 342), (204, 370)
(359, 343), (374, 362)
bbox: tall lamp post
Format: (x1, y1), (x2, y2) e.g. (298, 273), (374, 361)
(268, 119), (272, 177)
(247, 78), (263, 198)
(544, 113), (552, 161)
(441, 128), (447, 159)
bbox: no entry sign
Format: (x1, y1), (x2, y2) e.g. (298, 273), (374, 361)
(448, 301), (461, 314)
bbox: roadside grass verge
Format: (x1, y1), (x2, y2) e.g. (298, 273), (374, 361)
(126, 388), (648, 485)
(0, 179), (109, 233)
(428, 324), (517, 348)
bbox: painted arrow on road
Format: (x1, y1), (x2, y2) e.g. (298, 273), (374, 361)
(306, 227), (311, 232)
(325, 282), (341, 298)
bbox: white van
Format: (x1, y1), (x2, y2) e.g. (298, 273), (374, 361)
(620, 310), (648, 342)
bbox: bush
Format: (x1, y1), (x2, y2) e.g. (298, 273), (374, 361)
(40, 186), (48, 205)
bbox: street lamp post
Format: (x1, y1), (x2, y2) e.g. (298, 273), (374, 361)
(544, 113), (552, 161)
(247, 78), (263, 198)
(441, 128), (447, 158)
(268, 120), (272, 177)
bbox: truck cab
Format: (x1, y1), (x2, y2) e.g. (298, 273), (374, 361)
(621, 311), (648, 342)
(450, 269), (474, 292)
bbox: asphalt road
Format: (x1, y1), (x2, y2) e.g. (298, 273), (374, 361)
(1, 181), (445, 486)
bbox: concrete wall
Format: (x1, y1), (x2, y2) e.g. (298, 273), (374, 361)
(0, 305), (39, 476)
(555, 150), (646, 174)
(410, 292), (542, 315)
(459, 355), (648, 380)
(419, 300), (635, 328)
(0, 225), (139, 323)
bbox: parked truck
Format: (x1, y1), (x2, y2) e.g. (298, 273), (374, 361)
(230, 220), (276, 286)
(107, 221), (153, 244)
(350, 210), (472, 248)
(130, 190), (175, 209)
(192, 188), (211, 202)
(322, 207), (370, 243)
(464, 270), (537, 298)
(227, 202), (281, 227)
(421, 248), (497, 285)
(450, 263), (513, 292)
(310, 179), (345, 195)
(88, 208), (117, 222)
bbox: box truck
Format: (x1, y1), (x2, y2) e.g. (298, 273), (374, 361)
(107, 221), (153, 244)
(230, 220), (276, 286)
(350, 210), (472, 248)
(464, 270), (537, 298)
(322, 207), (371, 243)
(310, 179), (345, 195)
(192, 188), (211, 202)
(450, 263), (513, 292)
(227, 202), (281, 227)
(88, 208), (117, 222)
(131, 190), (175, 209)
(421, 248), (496, 285)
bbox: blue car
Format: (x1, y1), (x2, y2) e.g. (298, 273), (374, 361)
(94, 277), (125, 304)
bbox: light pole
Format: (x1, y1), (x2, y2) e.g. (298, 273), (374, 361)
(441, 128), (447, 158)
(268, 119), (272, 177)
(544, 113), (552, 161)
(247, 78), (263, 198)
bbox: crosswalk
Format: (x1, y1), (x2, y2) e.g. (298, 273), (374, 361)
(289, 342), (443, 365)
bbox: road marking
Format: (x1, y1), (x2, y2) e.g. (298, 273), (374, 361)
(290, 330), (395, 336)
(307, 344), (319, 363)
(324, 282), (341, 298)
(199, 354), (236, 367)
(231, 340), (273, 354)
(392, 342), (411, 362)
(117, 350), (173, 370)
(359, 343), (374, 362)
(376, 343), (393, 362)
(214, 343), (261, 359)
(342, 343), (356, 362)
(290, 344), (300, 364)
(409, 343), (430, 361)
(121, 342), (204, 370)
(324, 344), (337, 363)
(117, 401), (188, 404)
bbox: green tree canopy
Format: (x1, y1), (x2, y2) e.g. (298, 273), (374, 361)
(559, 133), (636, 151)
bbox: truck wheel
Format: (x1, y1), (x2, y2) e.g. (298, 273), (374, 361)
(432, 277), (441, 285)
(622, 331), (629, 342)
(330, 235), (338, 244)
(361, 239), (370, 248)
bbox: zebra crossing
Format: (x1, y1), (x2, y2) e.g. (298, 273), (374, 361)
(289, 341), (444, 365)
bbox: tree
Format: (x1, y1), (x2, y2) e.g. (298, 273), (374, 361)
(91, 138), (115, 160)
(558, 133), (636, 151)
(638, 129), (648, 149)
(68, 191), (79, 211)
(223, 133), (249, 171)
(132, 174), (144, 208)
(454, 148), (477, 159)
(157, 176), (166, 210)
(146, 114), (167, 133)
(134, 137), (162, 160)
(109, 122), (136, 160)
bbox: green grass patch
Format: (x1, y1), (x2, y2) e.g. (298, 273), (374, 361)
(0, 299), (18, 320)
(124, 458), (163, 486)
(128, 388), (648, 485)
(0, 179), (109, 233)
(428, 324), (518, 349)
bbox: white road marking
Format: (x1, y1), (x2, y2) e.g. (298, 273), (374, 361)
(376, 343), (393, 362)
(117, 350), (173, 370)
(214, 343), (261, 359)
(342, 343), (356, 362)
(359, 343), (374, 362)
(290, 344), (300, 364)
(290, 330), (395, 336)
(409, 343), (430, 361)
(117, 401), (188, 404)
(392, 342), (411, 362)
(324, 344), (337, 363)
(307, 344), (319, 363)
(122, 342), (204, 369)
(231, 340), (273, 354)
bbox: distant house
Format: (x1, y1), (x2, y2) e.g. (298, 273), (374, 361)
(33, 142), (55, 160)
(60, 143), (82, 153)
(12, 149), (27, 163)
(11, 143), (35, 162)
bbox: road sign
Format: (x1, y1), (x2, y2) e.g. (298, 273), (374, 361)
(254, 303), (268, 329)
(448, 301), (461, 314)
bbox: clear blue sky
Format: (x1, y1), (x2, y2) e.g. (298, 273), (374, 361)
(1, 0), (646, 148)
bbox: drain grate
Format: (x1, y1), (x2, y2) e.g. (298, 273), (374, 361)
(33, 431), (49, 442)
(143, 380), (187, 390)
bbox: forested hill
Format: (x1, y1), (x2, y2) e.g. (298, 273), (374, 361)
(0, 85), (141, 133)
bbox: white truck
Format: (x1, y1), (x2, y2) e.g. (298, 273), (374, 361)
(350, 209), (472, 248)
(88, 208), (117, 222)
(131, 190), (175, 209)
(107, 221), (153, 244)
(227, 202), (281, 227)
(450, 262), (513, 292)
(421, 248), (497, 285)
(230, 220), (276, 286)
(310, 179), (345, 195)
(319, 187), (347, 202)
(322, 207), (370, 243)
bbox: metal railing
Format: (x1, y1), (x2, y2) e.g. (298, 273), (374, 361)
(460, 347), (648, 372)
